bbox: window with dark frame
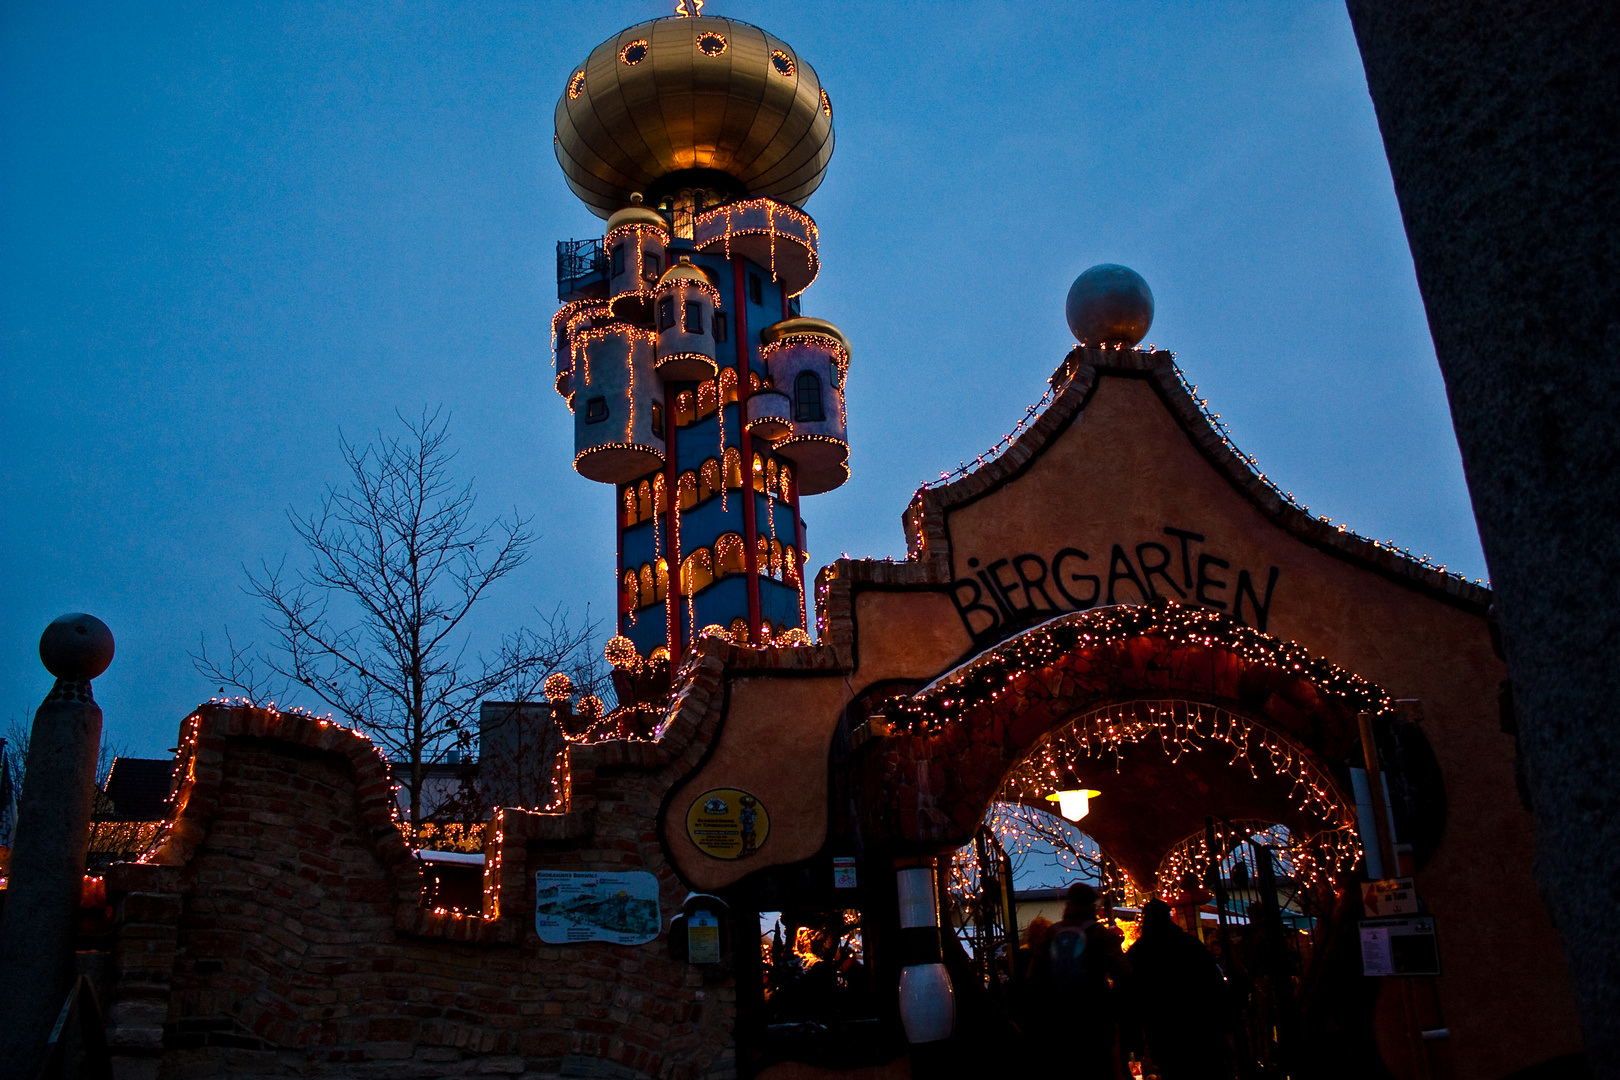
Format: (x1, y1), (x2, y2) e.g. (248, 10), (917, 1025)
(749, 273), (762, 306)
(585, 396), (609, 423)
(643, 252), (661, 280)
(651, 401), (663, 437)
(611, 244), (625, 277)
(684, 301), (703, 334)
(794, 371), (824, 422)
(713, 312), (729, 343)
(658, 297), (676, 331)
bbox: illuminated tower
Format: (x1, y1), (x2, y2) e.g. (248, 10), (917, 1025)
(551, 9), (848, 667)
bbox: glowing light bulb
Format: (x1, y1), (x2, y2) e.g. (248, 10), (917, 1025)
(1045, 788), (1100, 822)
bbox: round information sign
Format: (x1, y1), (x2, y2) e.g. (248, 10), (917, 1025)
(685, 788), (769, 860)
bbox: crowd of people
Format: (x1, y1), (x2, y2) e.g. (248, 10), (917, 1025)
(1012, 884), (1239, 1079)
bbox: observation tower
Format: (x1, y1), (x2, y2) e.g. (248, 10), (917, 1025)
(550, 6), (847, 672)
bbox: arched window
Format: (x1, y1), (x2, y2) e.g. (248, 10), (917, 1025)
(653, 474), (667, 514)
(780, 465), (793, 498)
(719, 367), (738, 403)
(752, 453), (766, 492)
(697, 379), (719, 418)
(623, 487), (638, 528)
(723, 447), (743, 489)
(655, 558), (669, 602)
(729, 616), (750, 643)
(784, 544), (801, 586)
(757, 536), (770, 575)
(677, 471), (698, 511)
(699, 459), (722, 503)
(715, 532), (746, 576)
(623, 570), (640, 610)
(794, 371), (824, 422)
(675, 390), (696, 428)
(638, 479), (654, 522)
(770, 539), (785, 580)
(681, 549), (714, 594)
(765, 458), (779, 498)
(639, 564), (657, 608)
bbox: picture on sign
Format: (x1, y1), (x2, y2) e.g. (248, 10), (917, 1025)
(833, 856), (858, 889)
(535, 870), (661, 945)
(687, 910), (722, 964)
(1360, 916), (1440, 977)
(1362, 877), (1420, 917)
(685, 788), (770, 860)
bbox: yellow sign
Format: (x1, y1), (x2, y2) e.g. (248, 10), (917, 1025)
(686, 788), (769, 860)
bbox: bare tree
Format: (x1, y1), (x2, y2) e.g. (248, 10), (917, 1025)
(195, 408), (596, 838)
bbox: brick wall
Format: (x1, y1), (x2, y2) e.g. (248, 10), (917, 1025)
(103, 705), (739, 1080)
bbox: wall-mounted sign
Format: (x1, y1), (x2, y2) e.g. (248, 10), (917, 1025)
(833, 856), (858, 889)
(1360, 916), (1440, 977)
(534, 870), (660, 945)
(1362, 877), (1420, 917)
(686, 910), (722, 964)
(686, 788), (769, 860)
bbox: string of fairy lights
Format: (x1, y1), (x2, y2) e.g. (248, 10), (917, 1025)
(879, 602), (1394, 736)
(913, 346), (1487, 588)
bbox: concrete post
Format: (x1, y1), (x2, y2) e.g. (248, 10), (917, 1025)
(0, 613), (114, 1076)
(1344, 4), (1619, 1071)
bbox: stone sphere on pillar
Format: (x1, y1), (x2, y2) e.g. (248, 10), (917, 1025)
(38, 613), (114, 680)
(1065, 264), (1154, 347)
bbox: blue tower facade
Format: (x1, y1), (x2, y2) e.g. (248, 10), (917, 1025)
(550, 13), (848, 670)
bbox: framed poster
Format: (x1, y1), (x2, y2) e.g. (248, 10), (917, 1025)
(1360, 916), (1440, 976)
(534, 870), (661, 945)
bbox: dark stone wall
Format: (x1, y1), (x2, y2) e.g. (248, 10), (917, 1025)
(1343, 2), (1619, 1071)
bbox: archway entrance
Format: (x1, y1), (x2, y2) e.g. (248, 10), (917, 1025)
(940, 699), (1364, 1074)
(857, 602), (1412, 1075)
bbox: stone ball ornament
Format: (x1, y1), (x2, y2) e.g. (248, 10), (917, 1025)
(38, 612), (115, 680)
(1065, 264), (1155, 347)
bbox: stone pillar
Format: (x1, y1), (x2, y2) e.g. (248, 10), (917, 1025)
(0, 613), (114, 1073)
(1344, 2), (1620, 1070)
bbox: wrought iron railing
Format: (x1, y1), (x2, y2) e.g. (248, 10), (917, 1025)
(556, 237), (608, 299)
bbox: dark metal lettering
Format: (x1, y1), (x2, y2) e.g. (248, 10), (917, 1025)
(1107, 544), (1150, 605)
(1163, 526), (1205, 589)
(1234, 566), (1280, 631)
(1135, 542), (1186, 600)
(976, 569), (1016, 620)
(1196, 553), (1231, 609)
(986, 559), (1029, 615)
(1052, 548), (1099, 610)
(950, 578), (1001, 638)
(1012, 553), (1058, 613)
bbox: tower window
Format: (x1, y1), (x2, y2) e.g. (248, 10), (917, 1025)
(749, 273), (762, 306)
(620, 40), (648, 65)
(642, 251), (661, 281)
(651, 401), (663, 437)
(696, 31), (727, 57)
(794, 372), (824, 422)
(585, 396), (608, 423)
(788, 295), (802, 317)
(770, 50), (796, 77)
(713, 312), (729, 343)
(611, 243), (625, 277)
(684, 301), (703, 334)
(658, 296), (676, 331)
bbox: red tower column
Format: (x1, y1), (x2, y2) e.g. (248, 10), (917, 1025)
(663, 379), (683, 668)
(733, 258), (764, 643)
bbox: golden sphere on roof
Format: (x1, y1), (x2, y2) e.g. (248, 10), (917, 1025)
(555, 15), (835, 219)
(657, 256), (711, 287)
(605, 200), (670, 234)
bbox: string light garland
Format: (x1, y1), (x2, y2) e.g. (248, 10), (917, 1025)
(877, 602), (1393, 736)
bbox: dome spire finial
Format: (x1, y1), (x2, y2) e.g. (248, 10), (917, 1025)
(674, 0), (705, 16)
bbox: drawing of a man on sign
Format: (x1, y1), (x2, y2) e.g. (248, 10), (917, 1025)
(685, 787), (770, 860)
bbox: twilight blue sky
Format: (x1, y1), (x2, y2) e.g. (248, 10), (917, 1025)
(1, 1), (1485, 758)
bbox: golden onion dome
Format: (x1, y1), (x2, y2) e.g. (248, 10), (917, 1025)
(605, 203), (670, 234)
(555, 15), (835, 219)
(760, 316), (850, 355)
(657, 257), (711, 287)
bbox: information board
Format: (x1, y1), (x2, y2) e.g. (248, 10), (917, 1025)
(1360, 916), (1441, 977)
(685, 788), (770, 860)
(534, 870), (661, 945)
